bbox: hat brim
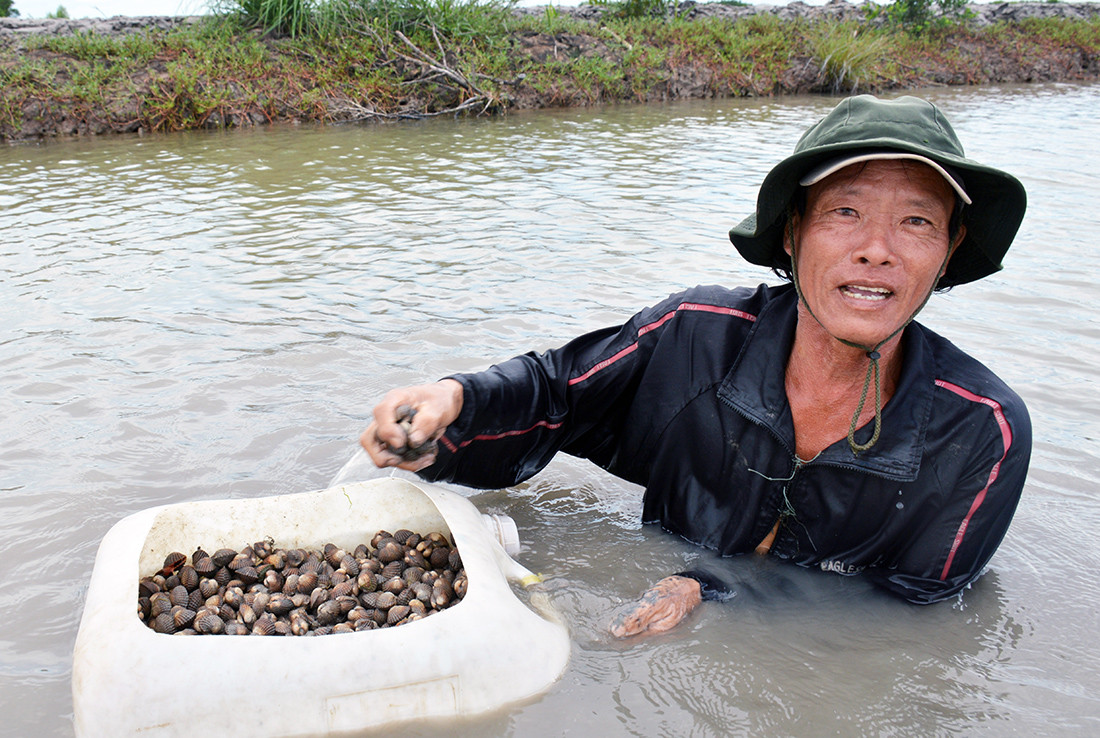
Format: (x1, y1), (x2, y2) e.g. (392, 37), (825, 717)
(729, 137), (1027, 287)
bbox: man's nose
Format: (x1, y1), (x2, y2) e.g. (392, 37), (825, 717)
(853, 218), (897, 266)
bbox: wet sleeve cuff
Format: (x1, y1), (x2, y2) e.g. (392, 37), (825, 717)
(675, 569), (735, 602)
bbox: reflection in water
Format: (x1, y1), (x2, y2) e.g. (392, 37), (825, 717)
(2, 83), (1100, 737)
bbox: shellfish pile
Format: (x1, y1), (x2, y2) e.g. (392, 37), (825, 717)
(138, 530), (467, 636)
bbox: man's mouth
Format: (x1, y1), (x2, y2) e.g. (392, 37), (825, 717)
(840, 285), (892, 302)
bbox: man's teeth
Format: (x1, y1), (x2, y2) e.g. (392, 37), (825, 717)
(842, 286), (891, 301)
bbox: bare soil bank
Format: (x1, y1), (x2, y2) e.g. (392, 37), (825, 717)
(2, 1), (1099, 141)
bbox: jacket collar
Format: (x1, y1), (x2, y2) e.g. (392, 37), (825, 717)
(717, 284), (933, 481)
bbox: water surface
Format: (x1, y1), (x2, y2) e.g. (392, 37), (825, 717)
(2, 83), (1099, 736)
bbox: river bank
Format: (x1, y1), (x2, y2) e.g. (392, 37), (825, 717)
(2, 1), (1099, 140)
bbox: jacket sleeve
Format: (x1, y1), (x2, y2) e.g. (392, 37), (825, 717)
(866, 391), (1031, 605)
(417, 291), (693, 489)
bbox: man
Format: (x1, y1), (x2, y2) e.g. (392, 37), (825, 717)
(361, 95), (1031, 637)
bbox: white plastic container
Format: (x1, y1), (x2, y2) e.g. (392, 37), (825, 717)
(72, 478), (570, 737)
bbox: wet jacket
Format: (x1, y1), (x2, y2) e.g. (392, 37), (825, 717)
(422, 283), (1031, 604)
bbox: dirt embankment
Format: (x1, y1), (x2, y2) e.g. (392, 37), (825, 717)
(2, 1), (1100, 140)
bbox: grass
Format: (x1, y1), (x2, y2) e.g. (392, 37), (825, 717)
(1, 9), (1098, 138)
(807, 22), (893, 93)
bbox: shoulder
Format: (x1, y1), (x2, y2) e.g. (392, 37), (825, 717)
(637, 282), (790, 327)
(915, 324), (1032, 448)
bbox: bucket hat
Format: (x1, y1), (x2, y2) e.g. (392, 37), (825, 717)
(729, 95), (1027, 287)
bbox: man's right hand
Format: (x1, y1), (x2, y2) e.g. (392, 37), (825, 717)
(361, 379), (464, 472)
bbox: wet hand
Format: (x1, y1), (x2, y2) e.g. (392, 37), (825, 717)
(361, 380), (464, 472)
(609, 575), (702, 638)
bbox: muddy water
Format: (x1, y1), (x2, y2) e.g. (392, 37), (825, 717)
(2, 83), (1099, 736)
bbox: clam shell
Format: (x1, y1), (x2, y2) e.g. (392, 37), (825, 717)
(309, 588), (330, 611)
(213, 567), (232, 588)
(252, 615), (277, 636)
(403, 549), (428, 570)
(383, 577), (406, 596)
(171, 605), (196, 628)
(335, 596), (357, 616)
(297, 571), (318, 595)
(316, 600), (342, 626)
(323, 543), (345, 568)
(150, 593), (173, 618)
(286, 548), (306, 568)
(264, 551), (286, 570)
(431, 578), (454, 610)
(263, 569), (284, 593)
(238, 603), (257, 626)
(228, 554), (252, 572)
(168, 585), (190, 608)
(357, 571), (378, 594)
(194, 613), (225, 635)
(138, 578), (161, 598)
(162, 551), (186, 572)
(376, 539), (403, 564)
(267, 594), (293, 616)
(252, 539), (273, 559)
(152, 612), (176, 634)
(429, 547), (450, 570)
(211, 549), (237, 568)
(223, 586), (244, 609)
(251, 591), (270, 614)
(199, 578), (219, 599)
(193, 557), (217, 578)
(178, 565), (199, 591)
(235, 566), (260, 586)
(380, 560), (405, 580)
(339, 555), (360, 578)
(387, 605), (411, 626)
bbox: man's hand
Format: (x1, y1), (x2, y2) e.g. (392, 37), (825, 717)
(361, 379), (464, 472)
(609, 575), (702, 638)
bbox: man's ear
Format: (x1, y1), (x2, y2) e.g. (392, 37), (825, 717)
(784, 214), (800, 258)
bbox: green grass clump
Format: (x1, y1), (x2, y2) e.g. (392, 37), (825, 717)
(808, 22), (891, 92)
(23, 30), (159, 62)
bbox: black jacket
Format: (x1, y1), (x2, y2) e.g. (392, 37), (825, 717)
(423, 283), (1031, 604)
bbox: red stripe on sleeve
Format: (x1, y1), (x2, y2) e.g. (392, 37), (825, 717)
(934, 379), (1013, 580)
(569, 302), (756, 386)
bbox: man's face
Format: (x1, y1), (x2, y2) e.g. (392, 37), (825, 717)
(788, 159), (961, 349)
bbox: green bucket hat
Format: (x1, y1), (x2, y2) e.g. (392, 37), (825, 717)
(729, 95), (1027, 287)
